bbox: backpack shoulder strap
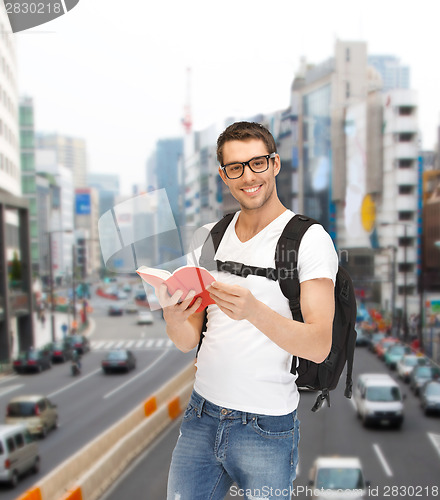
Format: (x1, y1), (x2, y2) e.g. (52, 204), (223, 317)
(199, 213), (236, 270)
(196, 213), (236, 355)
(275, 214), (319, 321)
(276, 214), (320, 376)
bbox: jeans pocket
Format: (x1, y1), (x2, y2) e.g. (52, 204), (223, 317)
(252, 412), (295, 439)
(183, 403), (198, 423)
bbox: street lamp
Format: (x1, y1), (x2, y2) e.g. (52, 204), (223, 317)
(381, 222), (412, 342)
(48, 229), (72, 342)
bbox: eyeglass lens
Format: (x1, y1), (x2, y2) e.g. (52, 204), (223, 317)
(224, 156), (269, 179)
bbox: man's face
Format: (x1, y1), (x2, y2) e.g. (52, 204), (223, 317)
(219, 139), (280, 212)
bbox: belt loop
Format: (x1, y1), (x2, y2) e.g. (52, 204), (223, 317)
(242, 412), (247, 425)
(197, 397), (205, 418)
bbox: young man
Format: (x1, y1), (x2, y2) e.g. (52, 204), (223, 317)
(158, 121), (338, 500)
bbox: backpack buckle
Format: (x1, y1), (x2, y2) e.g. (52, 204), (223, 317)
(311, 388), (330, 412)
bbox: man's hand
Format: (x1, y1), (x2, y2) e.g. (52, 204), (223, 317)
(156, 285), (202, 326)
(208, 281), (257, 321)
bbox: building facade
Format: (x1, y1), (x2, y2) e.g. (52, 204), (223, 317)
(35, 133), (88, 189)
(0, 13), (34, 361)
(35, 149), (74, 283)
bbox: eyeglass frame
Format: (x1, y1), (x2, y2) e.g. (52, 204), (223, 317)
(220, 152), (277, 179)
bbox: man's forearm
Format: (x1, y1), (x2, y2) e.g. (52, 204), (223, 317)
(249, 301), (332, 363)
(165, 318), (201, 353)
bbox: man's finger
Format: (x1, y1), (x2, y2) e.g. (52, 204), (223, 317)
(186, 296), (203, 315)
(170, 289), (184, 305)
(180, 290), (196, 306)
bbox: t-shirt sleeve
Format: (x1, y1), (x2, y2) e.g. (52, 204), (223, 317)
(186, 223), (216, 267)
(297, 224), (338, 285)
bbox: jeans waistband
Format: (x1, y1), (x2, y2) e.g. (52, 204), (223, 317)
(189, 390), (296, 424)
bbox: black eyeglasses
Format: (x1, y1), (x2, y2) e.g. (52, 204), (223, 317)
(221, 153), (276, 179)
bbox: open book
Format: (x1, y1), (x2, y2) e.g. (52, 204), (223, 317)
(136, 265), (216, 313)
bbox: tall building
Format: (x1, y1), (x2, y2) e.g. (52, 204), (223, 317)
(35, 133), (88, 188)
(279, 40), (420, 326)
(35, 149), (74, 282)
(0, 12), (34, 359)
(19, 97), (39, 275)
(368, 55), (410, 92)
(87, 172), (120, 216)
(376, 89), (420, 322)
(154, 138), (184, 226)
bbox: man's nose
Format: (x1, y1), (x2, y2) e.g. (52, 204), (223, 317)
(241, 163), (257, 181)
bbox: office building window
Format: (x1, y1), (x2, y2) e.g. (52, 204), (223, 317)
(398, 185), (414, 195)
(398, 236), (413, 247)
(398, 211), (413, 221)
(397, 133), (414, 142)
(398, 159), (413, 168)
(398, 263), (414, 273)
(398, 106), (414, 116)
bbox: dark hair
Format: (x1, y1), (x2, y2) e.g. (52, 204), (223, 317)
(216, 121), (277, 165)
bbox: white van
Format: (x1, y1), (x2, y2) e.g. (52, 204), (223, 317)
(6, 394), (58, 438)
(354, 373), (404, 428)
(309, 456), (368, 499)
(0, 424), (40, 487)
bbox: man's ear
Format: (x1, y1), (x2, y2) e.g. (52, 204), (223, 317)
(218, 167), (228, 185)
(273, 154), (281, 177)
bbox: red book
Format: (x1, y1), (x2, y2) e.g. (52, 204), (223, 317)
(136, 265), (215, 313)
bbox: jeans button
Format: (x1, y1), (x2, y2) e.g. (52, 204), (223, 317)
(221, 408), (228, 415)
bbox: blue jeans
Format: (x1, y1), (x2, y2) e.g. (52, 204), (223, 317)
(167, 390), (300, 500)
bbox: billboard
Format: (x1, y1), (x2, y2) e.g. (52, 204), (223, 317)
(76, 192), (91, 215)
(344, 102), (372, 247)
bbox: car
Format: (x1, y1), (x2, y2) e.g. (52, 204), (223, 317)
(125, 300), (138, 314)
(368, 332), (385, 353)
(49, 340), (74, 363)
(355, 329), (370, 347)
(308, 456), (368, 499)
(383, 344), (412, 370)
(353, 373), (405, 428)
(409, 364), (440, 395)
(396, 354), (424, 382)
(6, 395), (58, 438)
(137, 310), (154, 325)
(116, 290), (128, 300)
(108, 304), (124, 316)
(102, 349), (136, 373)
(0, 424), (40, 488)
(12, 348), (52, 373)
(66, 334), (91, 355)
(420, 380), (440, 415)
(375, 336), (399, 359)
(134, 291), (147, 301)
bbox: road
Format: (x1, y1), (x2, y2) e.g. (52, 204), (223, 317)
(0, 290), (195, 499)
(101, 345), (440, 500)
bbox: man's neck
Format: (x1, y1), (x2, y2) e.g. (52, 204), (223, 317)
(235, 201), (287, 242)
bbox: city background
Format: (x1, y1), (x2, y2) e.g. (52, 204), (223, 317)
(0, 1), (439, 498)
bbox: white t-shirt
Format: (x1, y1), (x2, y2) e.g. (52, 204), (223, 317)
(187, 210), (338, 415)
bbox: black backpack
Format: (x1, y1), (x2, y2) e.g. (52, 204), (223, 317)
(198, 213), (357, 412)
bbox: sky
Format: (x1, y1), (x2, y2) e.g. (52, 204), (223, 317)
(14, 0), (440, 195)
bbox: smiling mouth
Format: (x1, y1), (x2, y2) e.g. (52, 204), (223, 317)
(242, 185), (261, 194)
